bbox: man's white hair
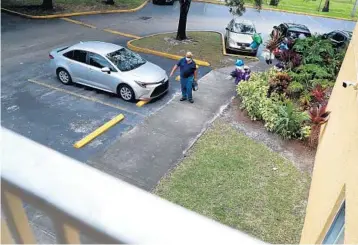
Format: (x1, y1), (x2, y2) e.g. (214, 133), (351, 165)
(186, 52), (193, 57)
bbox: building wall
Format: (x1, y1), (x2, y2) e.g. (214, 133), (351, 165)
(300, 24), (358, 244)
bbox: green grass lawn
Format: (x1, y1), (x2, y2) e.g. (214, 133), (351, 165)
(259, 0), (356, 20)
(131, 31), (250, 69)
(204, 0), (356, 19)
(155, 120), (311, 244)
(2, 0), (146, 15)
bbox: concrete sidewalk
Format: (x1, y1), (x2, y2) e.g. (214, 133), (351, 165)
(87, 67), (238, 191)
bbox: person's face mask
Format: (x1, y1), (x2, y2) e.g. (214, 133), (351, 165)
(186, 57), (192, 62)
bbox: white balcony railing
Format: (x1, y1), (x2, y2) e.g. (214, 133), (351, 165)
(1, 127), (265, 244)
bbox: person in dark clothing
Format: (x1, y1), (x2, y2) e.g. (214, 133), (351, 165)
(169, 52), (198, 103)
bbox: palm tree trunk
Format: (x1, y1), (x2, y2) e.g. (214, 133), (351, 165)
(322, 0), (330, 12)
(176, 0), (191, 40)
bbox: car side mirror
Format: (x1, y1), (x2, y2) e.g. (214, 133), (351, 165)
(101, 67), (111, 74)
(225, 27), (229, 30)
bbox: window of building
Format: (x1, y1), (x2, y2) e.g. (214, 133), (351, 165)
(323, 202), (345, 244)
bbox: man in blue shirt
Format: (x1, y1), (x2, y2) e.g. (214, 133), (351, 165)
(170, 52), (197, 103)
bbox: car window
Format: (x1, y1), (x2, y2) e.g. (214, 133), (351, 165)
(327, 32), (336, 38)
(332, 33), (345, 42)
(107, 48), (146, 72)
(279, 24), (287, 33)
(232, 23), (255, 34)
(88, 52), (115, 71)
(72, 50), (87, 63)
(63, 50), (74, 59)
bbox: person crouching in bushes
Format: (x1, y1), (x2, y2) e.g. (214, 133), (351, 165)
(230, 59), (251, 85)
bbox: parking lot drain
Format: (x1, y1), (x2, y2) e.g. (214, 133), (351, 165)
(136, 100), (150, 107)
(139, 16), (152, 20)
(74, 114), (125, 148)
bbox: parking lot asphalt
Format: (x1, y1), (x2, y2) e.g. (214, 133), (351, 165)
(1, 13), (211, 162)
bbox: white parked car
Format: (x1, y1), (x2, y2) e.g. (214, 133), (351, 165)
(49, 41), (169, 102)
(225, 19), (258, 56)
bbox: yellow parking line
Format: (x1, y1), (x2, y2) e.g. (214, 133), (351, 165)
(28, 79), (144, 117)
(136, 100), (150, 107)
(61, 18), (97, 29)
(74, 114), (125, 148)
(103, 29), (141, 39)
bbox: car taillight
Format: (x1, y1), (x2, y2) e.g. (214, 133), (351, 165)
(49, 54), (54, 59)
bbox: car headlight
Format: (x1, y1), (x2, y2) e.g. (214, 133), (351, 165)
(229, 38), (236, 45)
(134, 80), (147, 88)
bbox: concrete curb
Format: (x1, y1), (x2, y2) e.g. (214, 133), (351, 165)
(1, 0), (148, 19)
(127, 31), (259, 66)
(192, 0), (356, 22)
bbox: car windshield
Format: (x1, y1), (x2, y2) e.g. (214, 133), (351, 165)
(232, 23), (255, 34)
(106, 48), (146, 72)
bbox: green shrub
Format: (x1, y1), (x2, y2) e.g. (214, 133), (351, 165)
(273, 101), (309, 139)
(237, 70), (310, 139)
(237, 71), (271, 121)
(287, 81), (304, 94)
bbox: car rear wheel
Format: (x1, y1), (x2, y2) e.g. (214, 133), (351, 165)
(57, 68), (72, 85)
(118, 84), (135, 102)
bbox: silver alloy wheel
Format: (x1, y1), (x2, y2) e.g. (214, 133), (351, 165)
(120, 86), (133, 101)
(59, 70), (70, 84)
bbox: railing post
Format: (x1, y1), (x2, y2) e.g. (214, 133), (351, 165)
(53, 222), (81, 244)
(1, 190), (36, 244)
(1, 219), (14, 244)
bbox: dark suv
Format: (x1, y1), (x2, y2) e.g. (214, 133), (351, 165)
(323, 30), (352, 47)
(271, 23), (312, 39)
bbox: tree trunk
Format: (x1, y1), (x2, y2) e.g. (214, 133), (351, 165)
(269, 0), (279, 6)
(104, 0), (115, 5)
(42, 0), (53, 9)
(176, 0), (191, 40)
(352, 0), (358, 17)
(322, 0), (329, 12)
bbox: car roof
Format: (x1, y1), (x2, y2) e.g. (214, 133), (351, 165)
(233, 19), (255, 26)
(334, 30), (353, 38)
(283, 23), (310, 32)
(70, 41), (123, 55)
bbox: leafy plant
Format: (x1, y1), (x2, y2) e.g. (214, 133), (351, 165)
(237, 71), (272, 120)
(299, 91), (312, 108)
(287, 81), (304, 95)
(266, 29), (283, 52)
(274, 101), (309, 139)
(280, 50), (302, 69)
(267, 72), (292, 97)
(308, 104), (331, 125)
(308, 104), (331, 147)
(311, 85), (326, 103)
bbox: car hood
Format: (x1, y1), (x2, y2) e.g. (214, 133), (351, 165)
(228, 32), (253, 44)
(128, 62), (167, 84)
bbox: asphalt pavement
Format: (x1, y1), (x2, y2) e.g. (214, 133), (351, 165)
(1, 12), (211, 163)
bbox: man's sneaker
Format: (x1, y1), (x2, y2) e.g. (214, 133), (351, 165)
(189, 99), (194, 103)
(180, 97), (187, 101)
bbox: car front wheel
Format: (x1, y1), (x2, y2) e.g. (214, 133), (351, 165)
(118, 84), (135, 102)
(57, 68), (72, 85)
